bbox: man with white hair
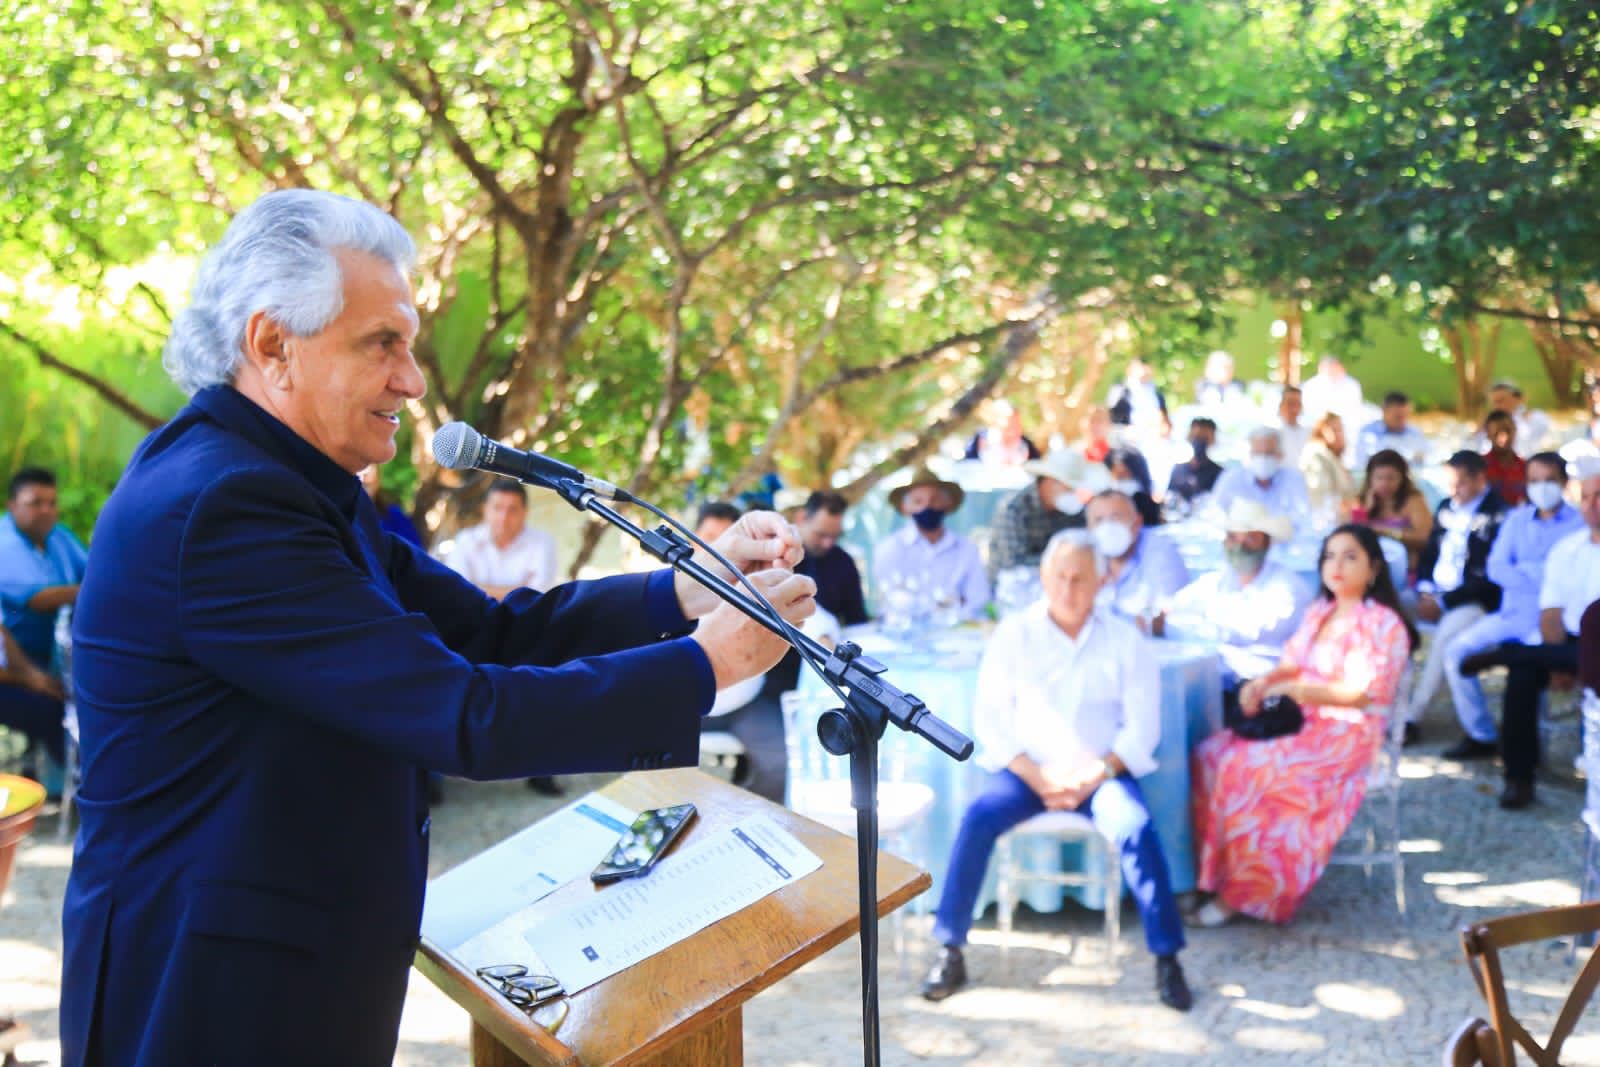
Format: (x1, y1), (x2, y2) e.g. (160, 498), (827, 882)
(60, 190), (817, 1064)
(1165, 499), (1314, 707)
(1209, 426), (1312, 525)
(920, 530), (1192, 1011)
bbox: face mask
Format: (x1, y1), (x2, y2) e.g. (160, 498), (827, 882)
(1091, 519), (1134, 559)
(1224, 543), (1269, 577)
(1189, 439), (1210, 459)
(1245, 455), (1280, 481)
(911, 506), (946, 532)
(1527, 481), (1564, 512)
(1054, 493), (1085, 517)
(1113, 478), (1142, 497)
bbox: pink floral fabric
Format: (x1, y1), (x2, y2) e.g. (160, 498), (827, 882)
(1193, 598), (1409, 923)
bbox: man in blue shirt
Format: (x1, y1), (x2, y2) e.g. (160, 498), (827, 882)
(1442, 452), (1585, 758)
(0, 467), (87, 670)
(1086, 489), (1190, 631)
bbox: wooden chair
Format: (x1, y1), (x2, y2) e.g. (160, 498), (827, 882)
(1441, 1016), (1494, 1066)
(1458, 902), (1600, 1065)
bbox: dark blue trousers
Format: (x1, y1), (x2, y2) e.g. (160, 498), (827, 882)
(0, 681), (65, 763)
(932, 768), (1186, 957)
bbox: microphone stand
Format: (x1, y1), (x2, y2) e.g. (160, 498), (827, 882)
(541, 477), (973, 1067)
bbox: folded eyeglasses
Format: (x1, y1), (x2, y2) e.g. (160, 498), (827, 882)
(475, 963), (569, 1033)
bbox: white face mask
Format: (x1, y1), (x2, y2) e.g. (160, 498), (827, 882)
(1091, 519), (1135, 559)
(1112, 478), (1142, 497)
(1245, 455), (1280, 481)
(1527, 481), (1564, 512)
(1054, 493), (1086, 516)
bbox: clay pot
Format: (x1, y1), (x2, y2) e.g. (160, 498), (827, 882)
(0, 775), (46, 901)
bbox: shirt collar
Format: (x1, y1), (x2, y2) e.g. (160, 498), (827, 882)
(188, 386), (365, 519)
(1449, 488), (1489, 515)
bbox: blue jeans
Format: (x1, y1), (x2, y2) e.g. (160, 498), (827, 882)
(931, 768), (1186, 957)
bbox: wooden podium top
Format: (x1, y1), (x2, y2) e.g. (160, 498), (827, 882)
(415, 768), (930, 1066)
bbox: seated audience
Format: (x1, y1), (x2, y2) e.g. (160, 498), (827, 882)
(1195, 349), (1247, 412)
(1105, 446), (1164, 527)
(1456, 462), (1600, 809)
(989, 450), (1102, 580)
(873, 467), (990, 620)
(1164, 417), (1223, 508)
(1480, 409), (1527, 505)
(1273, 385), (1310, 465)
(0, 621), (65, 772)
(1406, 451), (1510, 739)
(920, 531), (1191, 1011)
(964, 399), (1041, 465)
(1300, 356), (1365, 451)
(1086, 490), (1190, 630)
(1355, 449), (1433, 573)
(695, 500), (743, 542)
(1191, 524), (1415, 926)
(1354, 391), (1428, 469)
(1488, 379), (1553, 454)
(1210, 427), (1311, 527)
(1143, 411), (1190, 502)
(1080, 405), (1113, 463)
(1166, 499), (1314, 702)
(1560, 414), (1600, 467)
(359, 464), (424, 547)
(1107, 359), (1167, 432)
(1299, 413), (1357, 519)
(1442, 453), (1583, 759)
(793, 492), (868, 626)
(0, 467), (87, 671)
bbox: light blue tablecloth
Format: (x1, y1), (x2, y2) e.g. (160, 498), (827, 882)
(789, 625), (1222, 917)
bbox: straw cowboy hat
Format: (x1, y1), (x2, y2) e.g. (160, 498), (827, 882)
(888, 466), (965, 513)
(1023, 449), (1111, 493)
(1219, 497), (1294, 542)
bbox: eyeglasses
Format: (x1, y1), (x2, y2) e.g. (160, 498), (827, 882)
(475, 963), (569, 1033)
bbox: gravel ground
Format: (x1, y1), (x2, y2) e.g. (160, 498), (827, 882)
(5, 693), (1600, 1066)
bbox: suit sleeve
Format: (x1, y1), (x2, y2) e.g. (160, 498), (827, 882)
(178, 467), (714, 780)
(1441, 510), (1505, 611)
(1416, 507), (1444, 589)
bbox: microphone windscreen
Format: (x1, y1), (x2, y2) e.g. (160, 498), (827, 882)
(432, 422), (482, 471)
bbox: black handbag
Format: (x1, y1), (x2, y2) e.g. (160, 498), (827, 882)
(1231, 693), (1305, 741)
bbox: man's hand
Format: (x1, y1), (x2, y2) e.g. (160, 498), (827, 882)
(1415, 593), (1443, 624)
(23, 667), (63, 701)
(690, 568), (816, 689)
(1041, 760), (1109, 811)
(676, 511), (805, 619)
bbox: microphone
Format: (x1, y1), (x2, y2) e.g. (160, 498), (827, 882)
(432, 422), (626, 500)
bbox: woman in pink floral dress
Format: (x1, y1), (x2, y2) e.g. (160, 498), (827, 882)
(1191, 523), (1416, 925)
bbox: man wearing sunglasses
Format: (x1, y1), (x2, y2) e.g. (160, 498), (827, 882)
(59, 191), (816, 1067)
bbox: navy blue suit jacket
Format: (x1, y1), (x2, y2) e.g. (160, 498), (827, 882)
(60, 386), (713, 1066)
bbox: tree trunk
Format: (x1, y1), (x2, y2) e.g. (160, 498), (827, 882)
(1277, 302), (1304, 385)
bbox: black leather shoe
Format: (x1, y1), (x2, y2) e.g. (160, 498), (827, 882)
(920, 946), (967, 1002)
(1459, 650), (1503, 677)
(1500, 779), (1536, 810)
(1442, 736), (1499, 761)
(1402, 722), (1421, 747)
(525, 776), (565, 797)
(1156, 954), (1193, 1013)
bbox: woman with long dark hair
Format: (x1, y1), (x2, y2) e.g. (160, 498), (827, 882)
(1190, 523), (1416, 925)
(1358, 448), (1432, 572)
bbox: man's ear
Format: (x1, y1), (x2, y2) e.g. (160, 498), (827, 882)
(242, 311), (293, 391)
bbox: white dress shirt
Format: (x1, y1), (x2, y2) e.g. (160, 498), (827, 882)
(1425, 489), (1488, 592)
(1164, 560), (1314, 680)
(447, 523), (560, 592)
(973, 603), (1161, 780)
(1274, 422), (1311, 466)
(1353, 421), (1429, 468)
(1210, 465), (1312, 525)
(1540, 528), (1600, 635)
(872, 524), (991, 620)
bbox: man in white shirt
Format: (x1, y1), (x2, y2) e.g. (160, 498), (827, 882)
(1560, 415), (1600, 467)
(1210, 427), (1312, 528)
(920, 531), (1191, 1011)
(1273, 385), (1310, 465)
(1165, 499), (1313, 701)
(447, 479), (560, 598)
(1489, 380), (1553, 454)
(1354, 391), (1429, 469)
(1455, 462), (1600, 809)
(872, 467), (990, 621)
(1300, 355), (1365, 444)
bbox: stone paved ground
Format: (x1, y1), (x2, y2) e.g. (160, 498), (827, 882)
(7, 696), (1600, 1065)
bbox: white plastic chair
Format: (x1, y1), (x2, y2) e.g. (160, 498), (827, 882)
(994, 810), (1121, 963)
(1328, 665), (1412, 915)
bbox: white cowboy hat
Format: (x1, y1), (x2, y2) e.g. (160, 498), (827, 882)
(1023, 449), (1108, 491)
(1219, 497), (1294, 542)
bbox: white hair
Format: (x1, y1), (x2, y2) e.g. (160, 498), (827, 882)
(162, 190), (416, 395)
(1040, 528), (1107, 577)
(1246, 425), (1283, 451)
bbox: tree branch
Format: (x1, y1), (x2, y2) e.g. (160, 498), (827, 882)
(0, 319), (164, 429)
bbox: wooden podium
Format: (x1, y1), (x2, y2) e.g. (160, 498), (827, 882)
(414, 767), (930, 1066)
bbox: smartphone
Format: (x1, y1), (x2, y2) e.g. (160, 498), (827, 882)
(590, 803), (697, 884)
